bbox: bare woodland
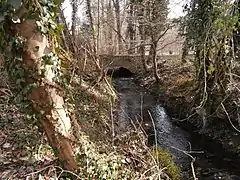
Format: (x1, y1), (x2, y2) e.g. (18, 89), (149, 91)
(3, 0), (240, 179)
(62, 0), (182, 54)
(1, 0), (181, 179)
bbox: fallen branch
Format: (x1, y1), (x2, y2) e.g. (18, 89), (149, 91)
(170, 146), (203, 180)
(221, 102), (240, 133)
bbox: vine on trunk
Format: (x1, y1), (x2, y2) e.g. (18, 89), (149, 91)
(0, 0), (79, 171)
(181, 0), (240, 129)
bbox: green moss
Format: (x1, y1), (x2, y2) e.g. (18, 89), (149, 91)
(152, 146), (181, 180)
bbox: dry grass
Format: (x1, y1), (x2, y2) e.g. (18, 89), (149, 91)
(70, 75), (176, 179)
(141, 55), (195, 97)
(0, 67), (56, 179)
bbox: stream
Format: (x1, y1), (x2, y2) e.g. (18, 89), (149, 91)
(113, 77), (240, 180)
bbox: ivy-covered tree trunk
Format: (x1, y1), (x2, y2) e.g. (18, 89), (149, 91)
(0, 1), (78, 171)
(181, 0), (240, 129)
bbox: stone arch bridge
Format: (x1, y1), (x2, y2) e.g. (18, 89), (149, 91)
(100, 54), (181, 75)
(100, 55), (144, 74)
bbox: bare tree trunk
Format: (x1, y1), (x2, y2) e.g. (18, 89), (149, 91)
(97, 0), (100, 53)
(56, 16), (69, 51)
(71, 0), (77, 42)
(86, 0), (97, 53)
(100, 0), (106, 53)
(140, 43), (148, 72)
(139, 23), (147, 71)
(137, 4), (148, 71)
(86, 0), (102, 75)
(139, 26), (148, 71)
(152, 41), (160, 81)
(112, 0), (122, 54)
(60, 9), (76, 54)
(127, 0), (135, 54)
(106, 0), (114, 54)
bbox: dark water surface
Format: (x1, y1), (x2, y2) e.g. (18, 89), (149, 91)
(113, 77), (240, 180)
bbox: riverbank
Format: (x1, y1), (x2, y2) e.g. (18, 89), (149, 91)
(0, 62), (177, 179)
(136, 59), (240, 179)
(112, 77), (240, 179)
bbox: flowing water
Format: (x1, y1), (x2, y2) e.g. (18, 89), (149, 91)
(113, 77), (240, 180)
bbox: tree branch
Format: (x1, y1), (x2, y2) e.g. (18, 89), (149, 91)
(156, 24), (172, 42)
(156, 39), (179, 52)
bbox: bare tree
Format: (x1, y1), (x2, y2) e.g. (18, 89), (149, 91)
(71, 0), (78, 42)
(56, 15), (69, 51)
(106, 0), (114, 54)
(136, 3), (148, 71)
(137, 0), (169, 81)
(112, 0), (122, 54)
(126, 0), (136, 54)
(86, 0), (97, 53)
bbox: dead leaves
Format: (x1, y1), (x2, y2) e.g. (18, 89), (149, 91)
(0, 95), (55, 179)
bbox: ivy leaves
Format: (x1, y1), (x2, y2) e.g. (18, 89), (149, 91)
(207, 65), (215, 75)
(35, 0), (62, 47)
(53, 0), (64, 6)
(36, 1), (58, 34)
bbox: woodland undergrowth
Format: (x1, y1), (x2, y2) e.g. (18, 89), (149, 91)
(0, 1), (181, 177)
(0, 50), (180, 179)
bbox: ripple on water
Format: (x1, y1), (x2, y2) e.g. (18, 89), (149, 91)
(114, 78), (240, 179)
(151, 105), (191, 167)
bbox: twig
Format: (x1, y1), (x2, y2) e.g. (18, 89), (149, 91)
(110, 99), (115, 146)
(139, 165), (160, 179)
(0, 132), (7, 146)
(170, 146), (201, 180)
(172, 112), (198, 122)
(55, 166), (81, 179)
(148, 110), (158, 149)
(148, 110), (162, 180)
(221, 102), (240, 133)
(136, 114), (148, 137)
(119, 107), (160, 171)
(156, 39), (179, 52)
(24, 165), (54, 177)
(140, 92), (143, 119)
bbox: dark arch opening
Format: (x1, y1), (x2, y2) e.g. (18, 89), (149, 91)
(107, 67), (134, 78)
